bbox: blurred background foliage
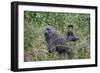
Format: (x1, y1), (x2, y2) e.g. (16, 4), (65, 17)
(24, 11), (90, 61)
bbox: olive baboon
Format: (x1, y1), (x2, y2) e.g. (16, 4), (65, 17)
(44, 26), (72, 56)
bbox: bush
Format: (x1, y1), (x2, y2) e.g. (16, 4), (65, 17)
(24, 11), (90, 61)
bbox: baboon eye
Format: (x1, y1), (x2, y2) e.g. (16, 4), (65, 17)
(47, 28), (50, 30)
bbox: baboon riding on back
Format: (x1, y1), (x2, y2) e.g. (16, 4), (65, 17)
(44, 25), (78, 59)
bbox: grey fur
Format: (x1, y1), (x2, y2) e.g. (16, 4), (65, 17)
(44, 26), (71, 56)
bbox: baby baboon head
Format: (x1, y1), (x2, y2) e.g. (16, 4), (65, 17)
(66, 24), (79, 42)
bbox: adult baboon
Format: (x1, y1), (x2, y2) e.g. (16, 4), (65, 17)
(44, 26), (72, 56)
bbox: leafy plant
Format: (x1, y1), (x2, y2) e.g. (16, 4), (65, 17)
(24, 11), (90, 62)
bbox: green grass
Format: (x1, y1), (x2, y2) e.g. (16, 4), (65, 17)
(24, 11), (90, 62)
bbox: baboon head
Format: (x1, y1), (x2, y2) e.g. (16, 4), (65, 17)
(67, 25), (74, 36)
(44, 26), (56, 38)
(66, 25), (79, 42)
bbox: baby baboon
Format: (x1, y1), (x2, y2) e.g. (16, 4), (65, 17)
(65, 25), (79, 42)
(44, 26), (71, 56)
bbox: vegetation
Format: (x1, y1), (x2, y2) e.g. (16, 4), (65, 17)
(24, 11), (90, 62)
